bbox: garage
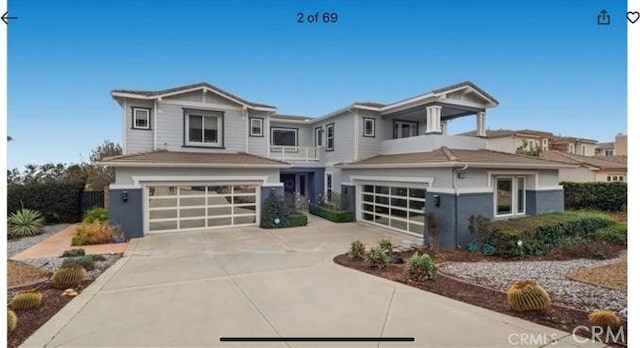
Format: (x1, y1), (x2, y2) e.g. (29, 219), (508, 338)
(358, 183), (426, 237)
(146, 184), (259, 233)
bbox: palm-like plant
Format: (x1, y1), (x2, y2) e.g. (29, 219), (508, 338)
(8, 208), (45, 238)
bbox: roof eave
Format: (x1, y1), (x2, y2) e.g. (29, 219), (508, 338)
(97, 161), (291, 169)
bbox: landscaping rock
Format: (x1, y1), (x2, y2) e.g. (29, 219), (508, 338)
(7, 224), (69, 257)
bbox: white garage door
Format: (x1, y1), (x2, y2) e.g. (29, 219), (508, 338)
(147, 184), (259, 233)
(359, 183), (426, 237)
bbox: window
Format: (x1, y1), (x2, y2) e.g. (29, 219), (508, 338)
(271, 128), (298, 146)
(608, 175), (625, 182)
(542, 138), (549, 151)
(568, 144), (575, 154)
(325, 173), (333, 201)
(363, 118), (376, 137)
(132, 108), (151, 130)
(249, 118), (263, 137)
(315, 127), (323, 147)
(605, 149), (614, 156)
(185, 111), (223, 147)
(581, 145), (587, 155)
(527, 139), (535, 150)
(495, 177), (526, 217)
(394, 121), (418, 139)
(326, 123), (335, 151)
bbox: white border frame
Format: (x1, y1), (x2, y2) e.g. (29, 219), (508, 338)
(132, 108), (151, 130)
(184, 111), (223, 147)
(271, 127), (298, 147)
(249, 117), (264, 137)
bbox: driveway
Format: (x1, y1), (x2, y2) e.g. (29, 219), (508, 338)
(23, 217), (604, 348)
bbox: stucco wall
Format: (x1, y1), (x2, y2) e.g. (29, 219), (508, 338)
(558, 167), (596, 182)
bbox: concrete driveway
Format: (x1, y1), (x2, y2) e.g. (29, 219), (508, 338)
(23, 217), (604, 348)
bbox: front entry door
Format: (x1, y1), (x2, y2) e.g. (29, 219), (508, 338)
(281, 173), (296, 194)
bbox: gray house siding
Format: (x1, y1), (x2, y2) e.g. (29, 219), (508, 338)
(109, 188), (144, 238)
(356, 110), (383, 160)
(526, 189), (564, 215)
(315, 111), (356, 164)
(124, 100), (154, 154)
(248, 110), (269, 156)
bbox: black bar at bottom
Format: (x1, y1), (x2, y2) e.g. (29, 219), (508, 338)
(220, 337), (415, 342)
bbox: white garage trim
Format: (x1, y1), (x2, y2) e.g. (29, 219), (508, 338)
(132, 175), (269, 186)
(350, 175), (434, 186)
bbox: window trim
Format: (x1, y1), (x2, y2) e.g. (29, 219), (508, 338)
(131, 107), (152, 130)
(326, 123), (335, 152)
(494, 176), (526, 218)
(363, 117), (376, 137)
(393, 120), (419, 139)
(249, 117), (264, 137)
(581, 144), (587, 155)
(315, 126), (323, 147)
(182, 108), (225, 148)
(271, 127), (299, 147)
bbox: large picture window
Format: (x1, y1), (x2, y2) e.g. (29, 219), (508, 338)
(271, 128), (298, 146)
(495, 176), (526, 217)
(394, 121), (418, 139)
(185, 111), (223, 147)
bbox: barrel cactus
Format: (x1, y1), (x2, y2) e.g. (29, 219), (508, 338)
(588, 310), (621, 328)
(9, 292), (43, 310)
(8, 310), (18, 333)
(507, 280), (551, 312)
(52, 265), (87, 289)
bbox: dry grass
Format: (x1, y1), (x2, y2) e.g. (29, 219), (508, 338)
(8, 260), (51, 288)
(567, 261), (626, 291)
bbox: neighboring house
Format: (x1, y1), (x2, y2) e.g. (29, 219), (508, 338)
(549, 136), (598, 156)
(614, 133), (627, 156)
(100, 81), (572, 249)
(594, 142), (615, 157)
(541, 151), (627, 182)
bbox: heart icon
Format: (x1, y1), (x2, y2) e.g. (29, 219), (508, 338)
(628, 11), (640, 23)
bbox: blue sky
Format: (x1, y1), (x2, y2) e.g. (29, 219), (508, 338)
(7, 0), (627, 169)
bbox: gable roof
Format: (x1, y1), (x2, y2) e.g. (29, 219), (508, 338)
(111, 82), (277, 110)
(98, 151), (290, 168)
(430, 81), (499, 105)
(540, 151), (626, 170)
(550, 135), (598, 144)
(338, 147), (575, 169)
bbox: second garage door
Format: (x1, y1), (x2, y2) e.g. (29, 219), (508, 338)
(147, 184), (259, 234)
(359, 183), (426, 237)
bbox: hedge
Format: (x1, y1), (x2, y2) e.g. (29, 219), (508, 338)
(561, 182), (626, 212)
(308, 203), (354, 223)
(487, 210), (617, 258)
(283, 213), (308, 228)
(8, 181), (86, 223)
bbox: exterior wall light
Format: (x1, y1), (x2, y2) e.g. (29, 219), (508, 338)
(433, 194), (440, 207)
(121, 190), (128, 202)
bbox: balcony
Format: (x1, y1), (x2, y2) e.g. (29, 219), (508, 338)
(380, 134), (487, 155)
(269, 145), (320, 162)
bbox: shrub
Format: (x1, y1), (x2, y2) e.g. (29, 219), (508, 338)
(8, 181), (86, 223)
(83, 207), (108, 223)
(260, 190), (291, 228)
(593, 222), (627, 245)
(348, 240), (366, 261)
(89, 254), (107, 262)
(308, 203), (353, 223)
(468, 215), (490, 248)
(284, 213), (308, 227)
(62, 248), (86, 257)
(7, 310), (17, 333)
(408, 252), (437, 280)
(71, 221), (119, 246)
(506, 280), (551, 312)
(366, 246), (391, 270)
(62, 256), (96, 270)
(52, 265), (87, 289)
(9, 292), (43, 311)
(562, 182), (626, 212)
(425, 212), (439, 250)
(488, 211), (617, 258)
(378, 239), (394, 255)
(8, 208), (45, 238)
(588, 310), (621, 328)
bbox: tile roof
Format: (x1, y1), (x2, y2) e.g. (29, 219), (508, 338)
(111, 82), (276, 109)
(540, 151), (627, 170)
(550, 135), (598, 144)
(458, 129), (539, 139)
(341, 147), (572, 168)
(595, 142), (615, 149)
(99, 151), (290, 167)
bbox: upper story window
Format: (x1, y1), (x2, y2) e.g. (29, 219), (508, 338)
(326, 123), (335, 151)
(495, 176), (526, 217)
(363, 118), (376, 137)
(249, 118), (263, 137)
(605, 149), (614, 156)
(132, 108), (151, 130)
(315, 127), (323, 147)
(568, 144), (575, 154)
(185, 110), (223, 147)
(581, 144), (587, 155)
(272, 127), (298, 146)
(394, 121), (418, 139)
(542, 138), (549, 151)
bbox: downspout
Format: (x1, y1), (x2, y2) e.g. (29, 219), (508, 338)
(452, 164), (469, 248)
(153, 98), (158, 151)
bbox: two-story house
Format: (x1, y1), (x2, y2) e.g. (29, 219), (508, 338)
(458, 129), (552, 154)
(101, 81), (572, 249)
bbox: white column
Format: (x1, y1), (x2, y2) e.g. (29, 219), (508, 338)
(476, 111), (486, 137)
(441, 120), (448, 135)
(425, 105), (442, 134)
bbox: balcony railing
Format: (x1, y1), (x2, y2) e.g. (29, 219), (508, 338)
(270, 145), (320, 161)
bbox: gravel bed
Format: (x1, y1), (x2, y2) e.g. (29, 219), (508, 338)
(440, 254), (627, 318)
(18, 254), (122, 280)
(7, 224), (70, 257)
